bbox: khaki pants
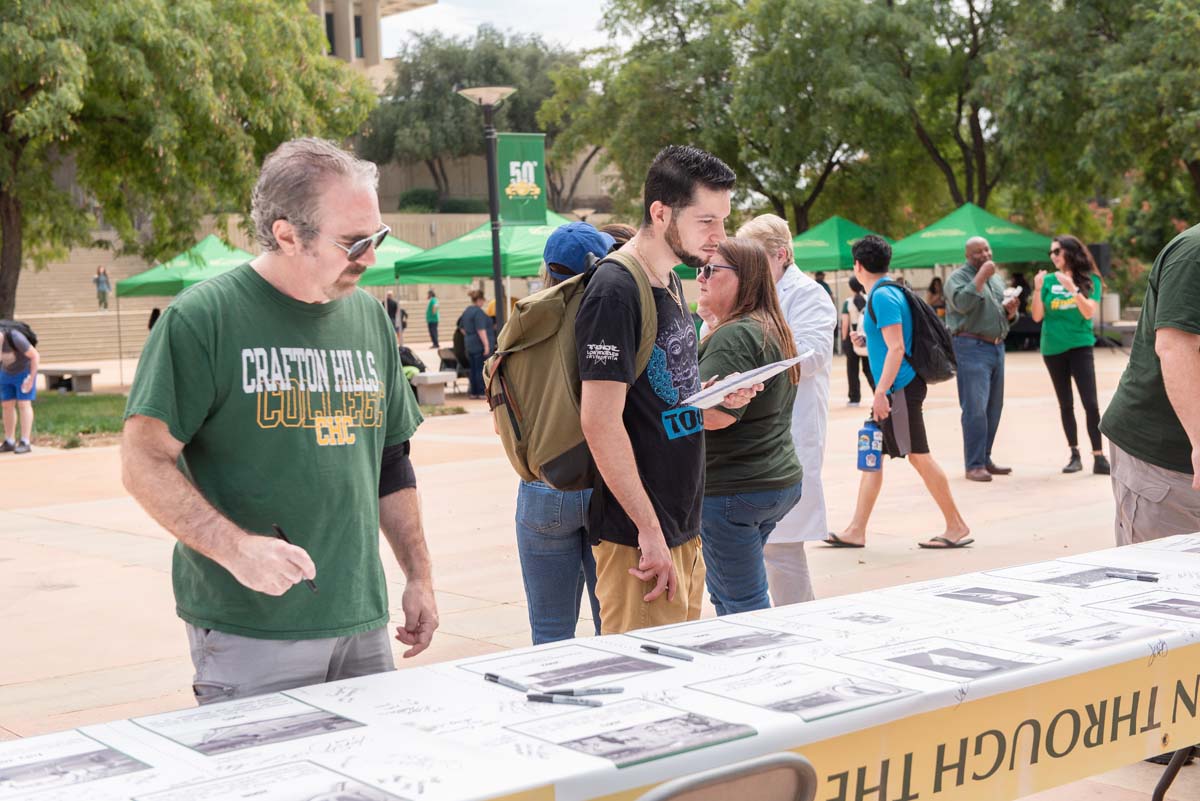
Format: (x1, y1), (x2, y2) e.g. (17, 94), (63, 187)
(1110, 442), (1200, 546)
(592, 538), (705, 634)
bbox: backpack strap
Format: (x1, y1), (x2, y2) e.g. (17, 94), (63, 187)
(597, 250), (659, 377)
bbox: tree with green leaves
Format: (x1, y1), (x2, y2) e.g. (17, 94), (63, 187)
(0, 0), (374, 318)
(357, 27), (590, 211)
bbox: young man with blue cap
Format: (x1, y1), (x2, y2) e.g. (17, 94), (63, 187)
(514, 221), (613, 644)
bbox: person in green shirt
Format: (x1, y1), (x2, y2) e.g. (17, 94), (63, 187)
(121, 138), (437, 704)
(697, 237), (804, 615)
(1031, 235), (1107, 475)
(425, 290), (440, 349)
(1101, 222), (1200, 546)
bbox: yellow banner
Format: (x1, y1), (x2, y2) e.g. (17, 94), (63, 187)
(590, 643), (1200, 801)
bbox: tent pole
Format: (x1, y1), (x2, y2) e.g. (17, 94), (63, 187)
(116, 294), (124, 388)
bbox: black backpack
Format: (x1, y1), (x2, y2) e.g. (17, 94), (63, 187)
(866, 281), (956, 384)
(0, 320), (37, 348)
(398, 345), (426, 372)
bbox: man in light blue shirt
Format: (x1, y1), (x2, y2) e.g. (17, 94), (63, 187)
(825, 235), (972, 550)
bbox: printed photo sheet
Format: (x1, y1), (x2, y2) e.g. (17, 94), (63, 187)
(1087, 590), (1200, 623)
(754, 603), (940, 639)
(506, 701), (756, 769)
(457, 644), (670, 690)
(846, 637), (1058, 683)
(630, 619), (814, 657)
(131, 761), (405, 801)
(131, 695), (362, 757)
(1001, 614), (1171, 652)
(687, 664), (917, 722)
(0, 730), (150, 799)
(984, 561), (1161, 590)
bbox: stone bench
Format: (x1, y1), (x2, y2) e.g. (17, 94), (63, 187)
(409, 371), (458, 405)
(38, 367), (101, 393)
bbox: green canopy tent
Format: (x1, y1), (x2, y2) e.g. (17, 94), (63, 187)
(113, 234), (255, 384)
(392, 211), (574, 284)
(356, 235), (426, 287)
(115, 234), (254, 298)
(890, 203), (1052, 269)
(791, 215), (891, 273)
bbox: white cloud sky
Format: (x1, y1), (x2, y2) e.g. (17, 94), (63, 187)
(381, 0), (610, 55)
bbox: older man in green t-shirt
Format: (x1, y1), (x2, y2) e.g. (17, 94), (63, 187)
(1101, 223), (1200, 545)
(121, 139), (438, 704)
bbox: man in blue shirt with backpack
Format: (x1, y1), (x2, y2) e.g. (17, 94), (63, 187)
(825, 235), (972, 549)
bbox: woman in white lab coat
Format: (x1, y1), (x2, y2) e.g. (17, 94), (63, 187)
(735, 215), (837, 605)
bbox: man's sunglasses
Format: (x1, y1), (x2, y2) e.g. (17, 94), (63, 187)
(330, 224), (391, 261)
(697, 263), (739, 280)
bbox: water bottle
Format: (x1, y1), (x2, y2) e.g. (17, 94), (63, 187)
(857, 419), (883, 472)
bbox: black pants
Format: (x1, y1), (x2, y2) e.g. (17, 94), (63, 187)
(844, 344), (875, 403)
(1043, 346), (1101, 451)
(428, 322), (440, 349)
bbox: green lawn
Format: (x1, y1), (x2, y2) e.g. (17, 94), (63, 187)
(32, 392), (127, 447)
(28, 393), (463, 448)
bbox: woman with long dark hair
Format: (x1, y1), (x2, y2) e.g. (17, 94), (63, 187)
(1032, 235), (1108, 475)
(696, 237), (803, 614)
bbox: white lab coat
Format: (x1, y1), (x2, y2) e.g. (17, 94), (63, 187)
(771, 266), (837, 542)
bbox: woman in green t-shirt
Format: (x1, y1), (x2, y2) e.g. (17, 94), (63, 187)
(1032, 234), (1108, 475)
(697, 237), (804, 615)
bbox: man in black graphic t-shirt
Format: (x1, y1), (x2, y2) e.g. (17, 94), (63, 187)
(577, 145), (756, 634)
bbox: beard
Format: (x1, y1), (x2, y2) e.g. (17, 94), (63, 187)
(665, 218), (706, 270)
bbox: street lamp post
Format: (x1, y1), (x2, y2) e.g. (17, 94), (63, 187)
(456, 85), (516, 328)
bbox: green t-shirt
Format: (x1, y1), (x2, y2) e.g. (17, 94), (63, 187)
(1039, 273), (1101, 356)
(698, 317), (802, 496)
(1101, 224), (1200, 474)
(125, 264), (423, 639)
(426, 297), (439, 323)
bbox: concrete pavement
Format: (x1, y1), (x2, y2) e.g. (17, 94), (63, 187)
(0, 347), (1195, 798)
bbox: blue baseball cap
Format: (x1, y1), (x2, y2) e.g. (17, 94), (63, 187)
(543, 222), (615, 281)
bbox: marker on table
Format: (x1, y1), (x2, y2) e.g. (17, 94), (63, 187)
(639, 644), (694, 662)
(1105, 571), (1159, 583)
(527, 693), (602, 707)
(484, 673), (531, 693)
(545, 686), (624, 697)
(271, 524), (318, 594)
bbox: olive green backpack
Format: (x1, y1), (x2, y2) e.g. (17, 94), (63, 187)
(484, 251), (659, 490)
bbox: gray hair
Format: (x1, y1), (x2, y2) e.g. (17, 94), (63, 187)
(251, 138), (379, 252)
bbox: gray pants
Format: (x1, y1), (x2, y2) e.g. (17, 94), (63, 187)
(1110, 442), (1200, 546)
(763, 542), (816, 606)
(186, 624), (395, 705)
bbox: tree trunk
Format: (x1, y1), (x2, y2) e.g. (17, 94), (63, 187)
(0, 188), (22, 319)
(545, 164), (564, 211)
(791, 203), (809, 234)
(911, 109), (964, 206)
(562, 146), (602, 213)
(1186, 159), (1200, 204)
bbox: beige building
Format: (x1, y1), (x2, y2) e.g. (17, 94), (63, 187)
(308, 0), (436, 89)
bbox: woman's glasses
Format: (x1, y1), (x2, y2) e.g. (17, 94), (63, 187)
(697, 263), (739, 280)
(330, 225), (391, 261)
(1049, 247), (1062, 257)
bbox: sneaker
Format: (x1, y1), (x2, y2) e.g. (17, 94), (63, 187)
(13, 440), (31, 454)
(0, 440), (14, 453)
(1063, 451), (1082, 473)
(1093, 454), (1111, 475)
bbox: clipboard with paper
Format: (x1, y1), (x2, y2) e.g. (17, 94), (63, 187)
(681, 352), (810, 410)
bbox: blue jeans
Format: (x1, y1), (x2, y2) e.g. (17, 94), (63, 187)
(467, 349), (486, 396)
(515, 481), (601, 644)
(953, 336), (1005, 470)
(701, 482), (804, 616)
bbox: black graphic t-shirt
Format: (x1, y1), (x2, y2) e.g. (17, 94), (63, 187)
(575, 261), (703, 548)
